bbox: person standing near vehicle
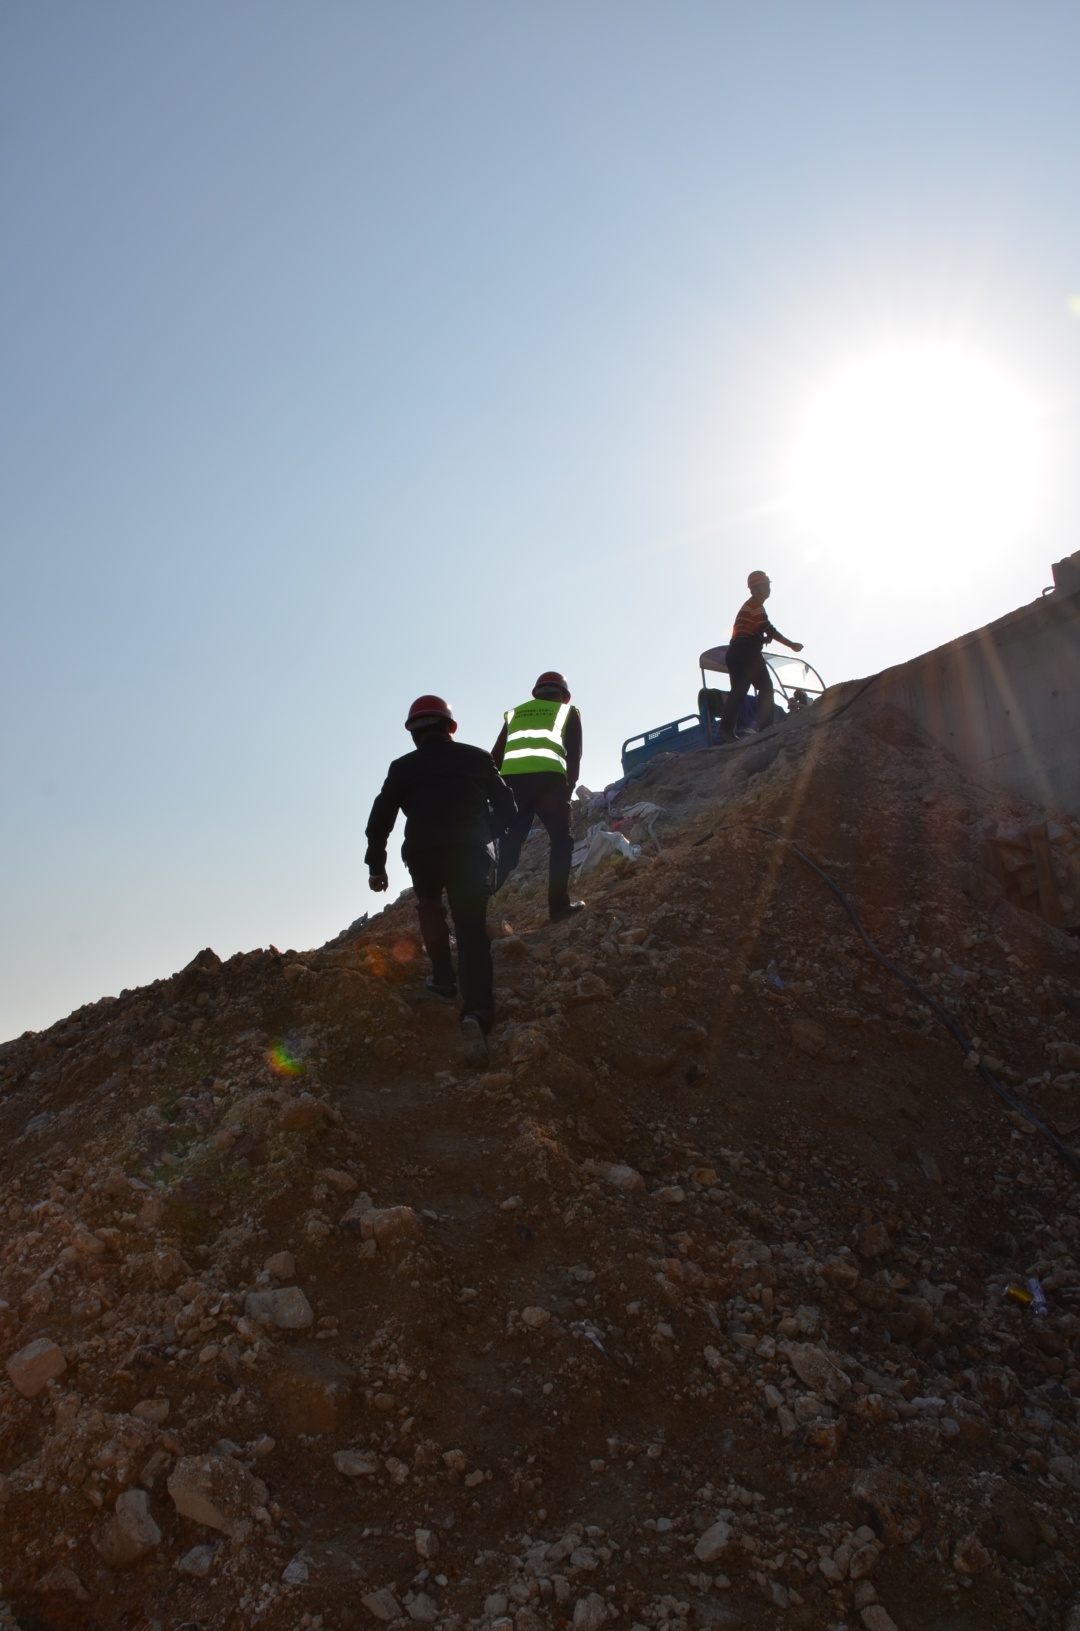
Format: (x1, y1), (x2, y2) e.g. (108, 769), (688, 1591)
(365, 695), (517, 1065)
(492, 671), (584, 922)
(718, 571), (803, 741)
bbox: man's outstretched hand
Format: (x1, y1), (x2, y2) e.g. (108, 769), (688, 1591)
(369, 872), (389, 893)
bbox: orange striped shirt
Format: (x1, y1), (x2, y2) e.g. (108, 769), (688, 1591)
(731, 597), (772, 640)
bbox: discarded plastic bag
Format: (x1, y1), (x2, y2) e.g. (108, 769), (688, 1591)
(574, 830), (642, 877)
(616, 801), (664, 850)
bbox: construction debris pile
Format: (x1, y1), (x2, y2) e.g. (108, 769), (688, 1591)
(2, 691), (1080, 1631)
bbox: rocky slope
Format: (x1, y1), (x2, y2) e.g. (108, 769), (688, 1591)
(2, 691), (1080, 1631)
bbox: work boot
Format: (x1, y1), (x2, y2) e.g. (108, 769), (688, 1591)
(717, 724), (737, 745)
(550, 900), (585, 923)
(425, 975), (457, 1002)
(460, 1014), (490, 1066)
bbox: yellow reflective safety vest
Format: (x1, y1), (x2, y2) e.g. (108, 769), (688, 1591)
(501, 698), (573, 777)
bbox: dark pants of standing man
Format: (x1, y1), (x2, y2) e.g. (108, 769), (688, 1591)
(407, 843), (495, 1032)
(496, 772), (574, 917)
(720, 648), (774, 735)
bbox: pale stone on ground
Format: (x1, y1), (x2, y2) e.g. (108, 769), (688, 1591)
(6, 1337), (67, 1398)
(93, 1488), (162, 1569)
(693, 1520), (733, 1562)
(362, 1587), (402, 1620)
(264, 1250), (296, 1280)
(572, 1593), (609, 1631)
(167, 1454), (269, 1536)
(244, 1286), (313, 1328)
(334, 1449), (377, 1478)
(360, 1205), (423, 1248)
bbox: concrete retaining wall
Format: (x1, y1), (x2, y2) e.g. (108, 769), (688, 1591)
(861, 565), (1080, 819)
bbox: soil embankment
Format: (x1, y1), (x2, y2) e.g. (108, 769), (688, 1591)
(2, 692), (1080, 1630)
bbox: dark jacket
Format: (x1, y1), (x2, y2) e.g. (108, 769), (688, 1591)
(364, 737), (517, 872)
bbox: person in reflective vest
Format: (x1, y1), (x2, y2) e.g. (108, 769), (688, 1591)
(492, 671), (584, 922)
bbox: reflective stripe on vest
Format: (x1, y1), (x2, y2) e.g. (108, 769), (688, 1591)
(502, 699), (571, 776)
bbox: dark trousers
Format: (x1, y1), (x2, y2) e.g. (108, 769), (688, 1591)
(720, 649), (773, 734)
(496, 772), (574, 915)
(406, 844), (494, 1031)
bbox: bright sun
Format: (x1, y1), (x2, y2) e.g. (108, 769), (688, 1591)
(792, 346), (1040, 572)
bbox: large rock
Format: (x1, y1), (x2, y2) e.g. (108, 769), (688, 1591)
(362, 1588), (403, 1621)
(70, 1223), (108, 1257)
(93, 1488), (162, 1569)
(244, 1286), (313, 1329)
(571, 1594), (609, 1631)
(581, 1159), (644, 1193)
(320, 1167), (359, 1194)
(33, 1563), (90, 1601)
(787, 1342), (852, 1404)
(980, 1493), (1039, 1565)
(360, 1205), (424, 1249)
(339, 1194), (376, 1232)
(269, 1343), (355, 1434)
(177, 1542), (220, 1577)
(264, 1250), (296, 1280)
(6, 1337), (67, 1398)
(953, 1533), (992, 1574)
(149, 1247), (191, 1287)
(851, 1468), (927, 1545)
(821, 1256), (861, 1290)
(335, 1449), (378, 1478)
(693, 1520), (733, 1562)
(167, 1454), (268, 1536)
(278, 1093), (331, 1132)
(857, 1221), (891, 1260)
(414, 1528), (439, 1559)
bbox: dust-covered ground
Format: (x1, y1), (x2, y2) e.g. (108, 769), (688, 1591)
(2, 691), (1080, 1631)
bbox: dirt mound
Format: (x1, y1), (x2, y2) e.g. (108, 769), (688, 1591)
(2, 689), (1080, 1631)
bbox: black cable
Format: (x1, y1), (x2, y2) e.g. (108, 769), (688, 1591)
(750, 824), (1080, 1183)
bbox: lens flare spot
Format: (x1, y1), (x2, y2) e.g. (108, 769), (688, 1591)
(361, 946), (387, 978)
(392, 939), (418, 965)
(268, 1041), (305, 1078)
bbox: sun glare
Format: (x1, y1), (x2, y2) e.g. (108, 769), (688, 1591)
(792, 346), (1040, 575)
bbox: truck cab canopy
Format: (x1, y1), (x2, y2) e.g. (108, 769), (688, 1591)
(698, 646), (826, 700)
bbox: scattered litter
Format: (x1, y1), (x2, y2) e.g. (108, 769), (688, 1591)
(569, 1320), (609, 1358)
(573, 829), (642, 875)
(617, 802), (665, 850)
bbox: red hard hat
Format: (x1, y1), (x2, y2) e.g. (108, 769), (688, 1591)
(532, 671), (571, 700)
(404, 695), (457, 732)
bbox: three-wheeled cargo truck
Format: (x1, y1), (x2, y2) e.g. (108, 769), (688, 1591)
(620, 646), (826, 778)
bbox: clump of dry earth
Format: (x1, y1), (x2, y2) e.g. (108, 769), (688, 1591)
(2, 693), (1080, 1631)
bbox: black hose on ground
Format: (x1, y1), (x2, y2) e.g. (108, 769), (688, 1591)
(750, 824), (1080, 1184)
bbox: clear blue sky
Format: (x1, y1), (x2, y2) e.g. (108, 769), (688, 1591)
(3, 2), (1079, 1039)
